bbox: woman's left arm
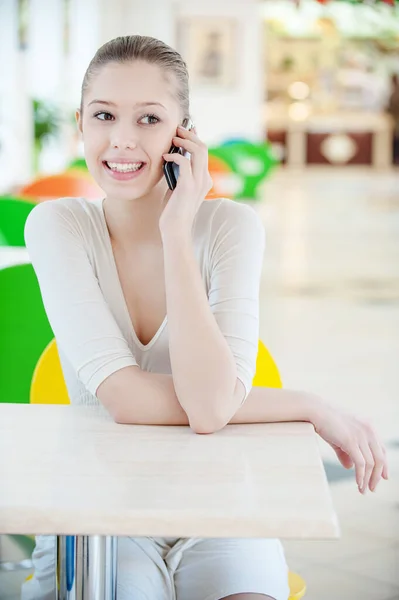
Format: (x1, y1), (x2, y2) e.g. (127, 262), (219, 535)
(160, 126), (263, 434)
(161, 227), (247, 434)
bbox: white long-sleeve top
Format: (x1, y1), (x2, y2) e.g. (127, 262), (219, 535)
(24, 196), (265, 408)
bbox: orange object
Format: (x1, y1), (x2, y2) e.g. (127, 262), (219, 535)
(20, 173), (104, 202)
(206, 154), (233, 199)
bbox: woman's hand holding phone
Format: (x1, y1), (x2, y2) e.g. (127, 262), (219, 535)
(162, 117), (194, 192)
(159, 122), (213, 238)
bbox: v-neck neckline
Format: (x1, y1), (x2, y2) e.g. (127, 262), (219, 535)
(97, 197), (168, 352)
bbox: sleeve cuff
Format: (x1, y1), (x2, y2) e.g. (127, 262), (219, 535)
(84, 356), (139, 397)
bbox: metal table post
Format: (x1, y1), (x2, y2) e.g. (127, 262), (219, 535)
(56, 536), (117, 600)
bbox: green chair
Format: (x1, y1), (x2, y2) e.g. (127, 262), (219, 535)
(0, 534), (35, 573)
(0, 197), (36, 247)
(0, 264), (54, 404)
(0, 263), (54, 574)
(67, 157), (89, 172)
(209, 140), (279, 202)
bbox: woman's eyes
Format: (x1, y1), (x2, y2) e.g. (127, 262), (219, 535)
(94, 111), (114, 121)
(141, 113), (160, 125)
(93, 112), (160, 125)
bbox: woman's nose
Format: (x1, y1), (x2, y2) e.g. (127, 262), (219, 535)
(110, 125), (138, 150)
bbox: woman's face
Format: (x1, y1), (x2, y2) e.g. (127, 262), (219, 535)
(76, 60), (182, 201)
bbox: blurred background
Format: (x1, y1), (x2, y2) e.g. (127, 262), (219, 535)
(0, 0), (398, 599)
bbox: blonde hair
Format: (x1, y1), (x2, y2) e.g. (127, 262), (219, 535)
(80, 35), (190, 119)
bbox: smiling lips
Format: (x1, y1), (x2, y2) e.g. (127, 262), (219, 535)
(104, 161), (144, 173)
(102, 160), (147, 180)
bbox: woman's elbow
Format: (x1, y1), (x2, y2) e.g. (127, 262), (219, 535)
(188, 383), (244, 434)
(188, 408), (229, 435)
(112, 409), (127, 424)
(190, 420), (222, 435)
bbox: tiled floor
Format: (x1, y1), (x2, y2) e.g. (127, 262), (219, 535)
(257, 166), (399, 599)
(1, 166), (398, 599)
(0, 536), (32, 600)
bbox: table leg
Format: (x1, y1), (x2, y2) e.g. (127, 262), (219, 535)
(56, 535), (118, 599)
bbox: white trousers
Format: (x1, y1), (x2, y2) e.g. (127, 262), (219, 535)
(21, 535), (290, 600)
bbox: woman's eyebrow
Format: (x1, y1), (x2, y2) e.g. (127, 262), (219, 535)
(87, 100), (166, 109)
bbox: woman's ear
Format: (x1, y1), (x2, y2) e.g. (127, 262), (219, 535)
(75, 109), (83, 135)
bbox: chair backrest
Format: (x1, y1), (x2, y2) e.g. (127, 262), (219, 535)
(0, 264), (54, 403)
(19, 173), (103, 202)
(0, 197), (36, 247)
(30, 339), (69, 404)
(253, 340), (282, 388)
(209, 141), (278, 201)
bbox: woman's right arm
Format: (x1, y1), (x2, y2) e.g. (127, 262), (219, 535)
(25, 202), (311, 429)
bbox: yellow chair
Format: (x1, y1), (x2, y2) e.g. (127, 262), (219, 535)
(30, 339), (281, 406)
(30, 339), (69, 404)
(253, 340), (282, 388)
(252, 341), (307, 600)
(29, 338), (306, 599)
(288, 572), (307, 600)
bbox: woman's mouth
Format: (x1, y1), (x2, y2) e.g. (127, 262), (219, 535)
(102, 160), (146, 180)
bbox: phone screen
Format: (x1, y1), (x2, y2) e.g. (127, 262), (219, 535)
(163, 118), (194, 190)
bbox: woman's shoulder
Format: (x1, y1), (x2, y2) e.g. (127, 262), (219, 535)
(27, 196), (103, 221)
(195, 197), (265, 241)
(25, 196), (104, 238)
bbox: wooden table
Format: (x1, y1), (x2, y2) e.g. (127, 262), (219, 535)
(0, 404), (339, 599)
(265, 105), (393, 169)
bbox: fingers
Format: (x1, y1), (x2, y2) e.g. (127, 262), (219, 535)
(348, 443), (367, 491)
(174, 126), (208, 179)
(358, 438), (375, 494)
(350, 425), (389, 494)
(361, 421), (389, 491)
(177, 124), (198, 139)
(334, 447), (354, 469)
(172, 136), (197, 155)
(368, 439), (385, 492)
(382, 445), (389, 480)
(163, 151), (192, 181)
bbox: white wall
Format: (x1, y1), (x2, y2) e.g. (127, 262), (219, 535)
(0, 0), (102, 191)
(0, 0), (264, 191)
(27, 0), (64, 100)
(0, 0), (33, 192)
(99, 0), (175, 47)
(68, 0), (101, 109)
(97, 0), (264, 146)
(173, 0), (264, 146)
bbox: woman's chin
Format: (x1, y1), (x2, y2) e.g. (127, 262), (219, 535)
(94, 165), (165, 201)
(102, 181), (157, 202)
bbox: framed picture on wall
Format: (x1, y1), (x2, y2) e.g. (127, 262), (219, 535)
(63, 0), (71, 56)
(177, 17), (237, 89)
(18, 0), (29, 51)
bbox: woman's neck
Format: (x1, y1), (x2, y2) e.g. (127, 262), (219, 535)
(102, 183), (166, 248)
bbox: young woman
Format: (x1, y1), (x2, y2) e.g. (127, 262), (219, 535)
(23, 35), (388, 600)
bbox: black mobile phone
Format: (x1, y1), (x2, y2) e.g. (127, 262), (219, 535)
(163, 117), (194, 190)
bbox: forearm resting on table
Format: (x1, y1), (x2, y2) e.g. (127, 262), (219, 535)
(161, 230), (240, 430)
(97, 366), (319, 431)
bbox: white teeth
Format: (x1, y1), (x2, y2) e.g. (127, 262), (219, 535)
(107, 162), (143, 173)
